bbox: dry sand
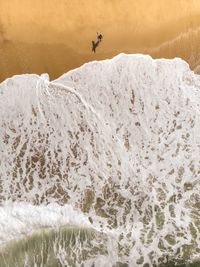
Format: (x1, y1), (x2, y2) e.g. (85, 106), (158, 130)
(1, 0), (200, 81)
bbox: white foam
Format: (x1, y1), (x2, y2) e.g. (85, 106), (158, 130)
(0, 202), (91, 245)
(1, 54), (200, 265)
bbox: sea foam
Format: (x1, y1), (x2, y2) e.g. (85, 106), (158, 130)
(0, 54), (200, 266)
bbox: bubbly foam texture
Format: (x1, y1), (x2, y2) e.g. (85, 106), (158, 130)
(1, 54), (200, 266)
(0, 203), (90, 245)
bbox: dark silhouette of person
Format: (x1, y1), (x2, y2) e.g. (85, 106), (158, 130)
(91, 32), (103, 53)
(97, 32), (103, 42)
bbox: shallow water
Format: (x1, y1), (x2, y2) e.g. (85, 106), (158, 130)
(1, 54), (200, 266)
(1, 226), (199, 267)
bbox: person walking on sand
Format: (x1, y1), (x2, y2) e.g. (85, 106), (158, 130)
(91, 32), (103, 53)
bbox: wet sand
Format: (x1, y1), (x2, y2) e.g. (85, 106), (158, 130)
(1, 0), (200, 81)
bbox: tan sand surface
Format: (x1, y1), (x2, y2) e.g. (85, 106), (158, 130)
(1, 0), (200, 81)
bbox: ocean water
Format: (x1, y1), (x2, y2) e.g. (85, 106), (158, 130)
(0, 54), (200, 266)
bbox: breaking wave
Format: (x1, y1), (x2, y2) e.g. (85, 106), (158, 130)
(0, 54), (200, 266)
